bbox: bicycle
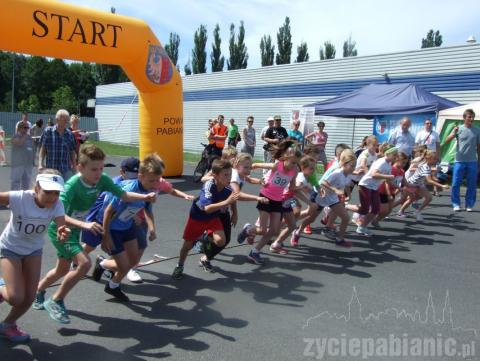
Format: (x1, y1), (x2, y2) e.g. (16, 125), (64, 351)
(193, 143), (219, 183)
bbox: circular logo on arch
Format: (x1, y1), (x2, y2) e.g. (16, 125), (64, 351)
(146, 45), (173, 85)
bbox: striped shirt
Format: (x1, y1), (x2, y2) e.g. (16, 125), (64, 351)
(406, 162), (431, 186)
(40, 126), (76, 172)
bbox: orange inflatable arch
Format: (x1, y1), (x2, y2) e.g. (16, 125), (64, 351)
(0, 0), (183, 176)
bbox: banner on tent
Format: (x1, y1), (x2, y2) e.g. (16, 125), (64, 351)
(373, 113), (436, 143)
(299, 107), (315, 140)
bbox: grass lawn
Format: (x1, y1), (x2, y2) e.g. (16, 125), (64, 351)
(87, 140), (201, 163)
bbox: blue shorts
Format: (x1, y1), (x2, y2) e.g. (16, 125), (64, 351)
(82, 229), (102, 248)
(135, 223), (148, 250)
(0, 247), (42, 259)
(110, 225), (137, 256)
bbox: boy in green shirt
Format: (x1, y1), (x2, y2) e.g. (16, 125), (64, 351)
(33, 144), (156, 324)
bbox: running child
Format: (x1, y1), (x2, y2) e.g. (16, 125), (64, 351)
(32, 144), (156, 324)
(198, 153), (268, 272)
(398, 150), (449, 221)
(355, 144), (398, 236)
(0, 171), (70, 342)
(237, 140), (301, 264)
(272, 155), (317, 251)
(88, 154), (164, 301)
(172, 159), (239, 280)
(372, 151), (408, 226)
(291, 149), (357, 247)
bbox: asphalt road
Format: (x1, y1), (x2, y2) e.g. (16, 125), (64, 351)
(0, 153), (479, 361)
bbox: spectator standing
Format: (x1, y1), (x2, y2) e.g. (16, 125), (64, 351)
(38, 109), (77, 181)
(288, 120), (304, 144)
(445, 109), (480, 212)
(47, 118), (54, 127)
(210, 114), (228, 157)
(263, 115), (289, 162)
(227, 118), (240, 147)
(306, 121), (329, 169)
(261, 116), (275, 163)
(415, 119), (440, 154)
(387, 117), (415, 158)
(30, 119), (44, 165)
(10, 121), (34, 190)
(241, 116), (256, 157)
(69, 114), (89, 154)
(15, 112), (32, 135)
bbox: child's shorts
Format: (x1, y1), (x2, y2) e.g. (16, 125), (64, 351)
(183, 216), (224, 242)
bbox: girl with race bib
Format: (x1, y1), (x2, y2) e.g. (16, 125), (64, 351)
(0, 171), (70, 343)
(237, 140), (301, 264)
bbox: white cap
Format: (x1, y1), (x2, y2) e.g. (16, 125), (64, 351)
(267, 116), (274, 122)
(36, 173), (65, 192)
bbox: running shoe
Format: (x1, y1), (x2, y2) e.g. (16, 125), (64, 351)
(43, 298), (70, 324)
(199, 259), (215, 273)
(356, 226), (373, 237)
(321, 227), (336, 240)
(92, 255), (106, 282)
(466, 208), (473, 212)
(415, 212), (424, 221)
(237, 223), (252, 244)
(172, 265), (184, 280)
(453, 206), (461, 212)
(247, 250), (265, 265)
(303, 224), (312, 234)
(0, 323), (30, 343)
(290, 231), (300, 247)
(104, 284), (129, 302)
(127, 269), (143, 283)
(270, 243), (288, 254)
(335, 238), (352, 248)
(32, 290), (46, 310)
(396, 212), (407, 218)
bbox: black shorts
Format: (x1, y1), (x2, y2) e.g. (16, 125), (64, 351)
(256, 193), (283, 213)
(379, 194), (390, 204)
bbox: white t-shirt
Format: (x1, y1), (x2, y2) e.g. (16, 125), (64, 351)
(415, 129), (440, 151)
(0, 190), (65, 255)
(316, 168), (349, 207)
(296, 172), (310, 189)
(359, 158), (392, 190)
(350, 149), (377, 182)
(230, 169), (245, 190)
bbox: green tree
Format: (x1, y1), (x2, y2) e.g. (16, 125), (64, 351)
(184, 57), (192, 75)
(51, 85), (77, 114)
(165, 32), (180, 66)
(19, 56), (51, 111)
(69, 62), (96, 116)
(227, 21), (248, 70)
(295, 42), (309, 62)
(94, 64), (129, 85)
(192, 25), (207, 74)
(342, 35), (358, 57)
(319, 41), (336, 60)
(17, 94), (41, 113)
(421, 29), (443, 48)
(211, 24), (225, 72)
(276, 17), (292, 65)
(260, 35), (275, 66)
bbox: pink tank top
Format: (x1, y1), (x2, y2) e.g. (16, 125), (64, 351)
(312, 131), (328, 150)
(261, 161), (297, 201)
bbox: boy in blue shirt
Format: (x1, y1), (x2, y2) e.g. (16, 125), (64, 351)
(172, 159), (239, 280)
(90, 154), (164, 301)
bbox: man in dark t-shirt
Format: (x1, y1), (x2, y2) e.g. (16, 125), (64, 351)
(263, 115), (288, 162)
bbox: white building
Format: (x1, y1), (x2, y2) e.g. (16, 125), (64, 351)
(95, 43), (480, 159)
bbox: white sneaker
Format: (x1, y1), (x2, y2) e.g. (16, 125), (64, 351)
(127, 269), (143, 283)
(453, 206), (461, 212)
(415, 212), (424, 221)
(466, 208), (473, 212)
(356, 226), (373, 237)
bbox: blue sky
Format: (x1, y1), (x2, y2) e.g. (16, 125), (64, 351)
(60, 0), (479, 73)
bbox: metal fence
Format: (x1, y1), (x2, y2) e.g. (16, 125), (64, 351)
(0, 112), (98, 139)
